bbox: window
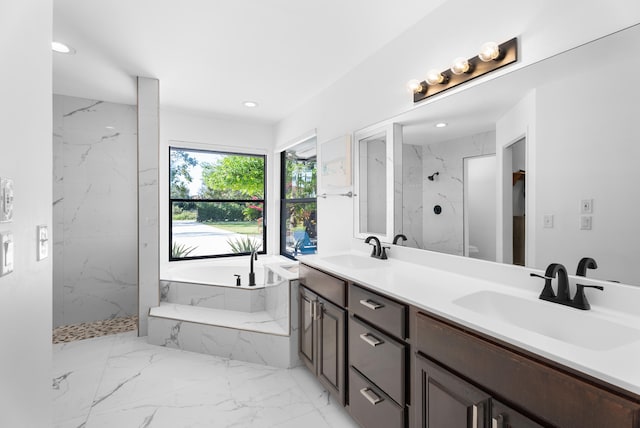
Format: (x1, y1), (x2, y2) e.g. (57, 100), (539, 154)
(169, 147), (266, 260)
(280, 138), (317, 259)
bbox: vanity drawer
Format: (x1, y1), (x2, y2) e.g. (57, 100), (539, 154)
(299, 264), (346, 307)
(349, 366), (405, 428)
(349, 315), (406, 405)
(350, 284), (407, 339)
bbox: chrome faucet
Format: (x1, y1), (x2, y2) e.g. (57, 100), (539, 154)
(531, 262), (603, 310)
(248, 250), (258, 286)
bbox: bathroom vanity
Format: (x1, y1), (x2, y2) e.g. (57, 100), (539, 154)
(297, 254), (640, 428)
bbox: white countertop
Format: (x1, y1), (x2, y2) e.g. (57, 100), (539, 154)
(298, 251), (640, 397)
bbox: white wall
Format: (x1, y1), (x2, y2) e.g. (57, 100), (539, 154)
(275, 0), (640, 255)
(159, 109), (275, 275)
(0, 1), (53, 425)
(534, 56), (640, 285)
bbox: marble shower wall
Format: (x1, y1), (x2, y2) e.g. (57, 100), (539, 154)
(53, 94), (138, 327)
(402, 144), (424, 248)
(403, 131), (495, 256)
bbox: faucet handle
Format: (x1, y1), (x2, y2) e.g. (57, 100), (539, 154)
(530, 273), (556, 300)
(572, 284), (604, 310)
(380, 246), (390, 260)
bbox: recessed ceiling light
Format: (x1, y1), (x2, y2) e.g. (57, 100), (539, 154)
(52, 41), (75, 54)
(243, 101), (258, 108)
(435, 122), (448, 128)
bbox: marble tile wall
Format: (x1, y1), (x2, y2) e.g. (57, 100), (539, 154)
(402, 144), (424, 248)
(403, 131), (495, 256)
(53, 94), (138, 327)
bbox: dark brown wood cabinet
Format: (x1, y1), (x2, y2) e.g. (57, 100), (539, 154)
(298, 265), (347, 406)
(415, 353), (490, 428)
(415, 353), (542, 428)
(348, 284), (409, 428)
(414, 310), (640, 428)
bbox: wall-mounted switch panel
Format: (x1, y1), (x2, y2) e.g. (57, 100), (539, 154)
(37, 225), (48, 261)
(0, 177), (14, 223)
(0, 232), (14, 276)
(543, 214), (554, 228)
(580, 199), (593, 214)
(580, 215), (592, 230)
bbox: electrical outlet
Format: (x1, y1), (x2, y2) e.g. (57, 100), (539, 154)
(580, 199), (593, 214)
(580, 215), (592, 230)
(0, 232), (14, 276)
(543, 214), (554, 228)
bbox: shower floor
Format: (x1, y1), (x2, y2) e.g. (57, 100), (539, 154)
(52, 315), (138, 344)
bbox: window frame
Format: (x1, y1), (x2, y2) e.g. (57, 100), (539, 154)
(280, 149), (317, 260)
(169, 146), (267, 261)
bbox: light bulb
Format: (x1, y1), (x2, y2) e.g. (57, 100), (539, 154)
(479, 41), (500, 62)
(425, 69), (445, 85)
(51, 41), (75, 54)
(406, 79), (424, 94)
(450, 57), (470, 75)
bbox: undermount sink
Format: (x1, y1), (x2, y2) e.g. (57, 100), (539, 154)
(319, 254), (384, 270)
(453, 290), (640, 351)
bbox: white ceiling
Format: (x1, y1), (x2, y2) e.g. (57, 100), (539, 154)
(53, 0), (446, 123)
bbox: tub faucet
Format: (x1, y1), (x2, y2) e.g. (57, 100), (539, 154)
(248, 250), (258, 286)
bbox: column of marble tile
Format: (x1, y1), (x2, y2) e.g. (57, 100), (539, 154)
(137, 77), (160, 335)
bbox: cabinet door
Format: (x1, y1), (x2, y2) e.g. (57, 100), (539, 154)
(318, 296), (346, 405)
(298, 286), (317, 373)
(416, 353), (489, 428)
(491, 400), (543, 428)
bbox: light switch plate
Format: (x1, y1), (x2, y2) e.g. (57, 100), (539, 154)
(0, 232), (14, 276)
(543, 214), (554, 228)
(37, 225), (48, 261)
(580, 215), (592, 230)
(0, 177), (14, 223)
(580, 199), (593, 214)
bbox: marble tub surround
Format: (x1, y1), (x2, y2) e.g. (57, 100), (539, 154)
(149, 261), (300, 368)
(299, 248), (640, 396)
(160, 280), (267, 313)
(53, 332), (356, 428)
(53, 94), (138, 327)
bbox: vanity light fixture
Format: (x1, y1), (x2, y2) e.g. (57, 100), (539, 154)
(425, 69), (448, 85)
(450, 57), (472, 75)
(51, 41), (75, 54)
(408, 37), (518, 103)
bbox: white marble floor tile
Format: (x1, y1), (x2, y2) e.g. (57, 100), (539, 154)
(53, 332), (357, 427)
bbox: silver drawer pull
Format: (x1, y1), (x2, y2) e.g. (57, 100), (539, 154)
(359, 299), (384, 310)
(360, 387), (383, 405)
(472, 405), (479, 428)
(359, 333), (383, 347)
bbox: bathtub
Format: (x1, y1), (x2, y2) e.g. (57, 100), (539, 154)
(159, 255), (297, 325)
(161, 255), (292, 288)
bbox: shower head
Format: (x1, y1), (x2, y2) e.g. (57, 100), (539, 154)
(428, 172), (439, 181)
